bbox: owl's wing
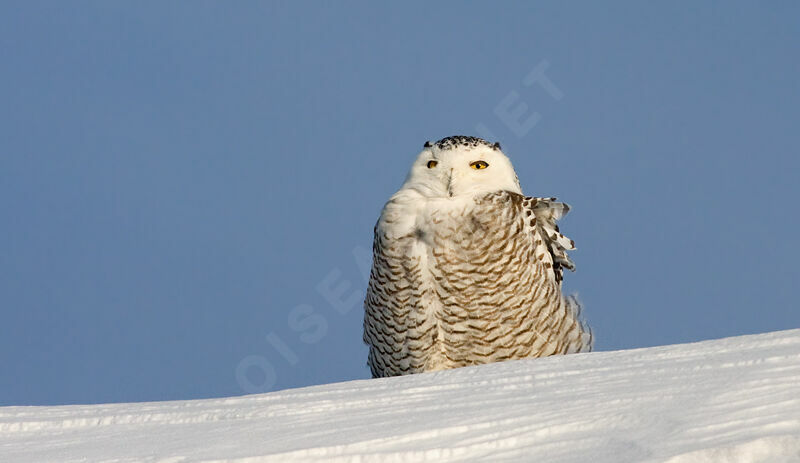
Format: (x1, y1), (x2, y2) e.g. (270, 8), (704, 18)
(522, 196), (576, 284)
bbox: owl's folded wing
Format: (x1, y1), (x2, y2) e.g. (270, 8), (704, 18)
(525, 196), (576, 284)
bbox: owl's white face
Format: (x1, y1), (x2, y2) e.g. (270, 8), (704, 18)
(399, 137), (522, 199)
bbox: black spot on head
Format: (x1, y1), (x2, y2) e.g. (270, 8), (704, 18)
(493, 142), (501, 150)
(432, 135), (497, 151)
(424, 141), (432, 148)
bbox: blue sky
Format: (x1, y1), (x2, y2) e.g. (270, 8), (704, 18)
(1, 1), (799, 405)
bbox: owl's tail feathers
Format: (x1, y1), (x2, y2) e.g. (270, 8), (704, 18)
(564, 294), (593, 353)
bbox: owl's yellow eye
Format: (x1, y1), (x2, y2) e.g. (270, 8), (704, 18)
(427, 160), (438, 168)
(470, 160), (489, 170)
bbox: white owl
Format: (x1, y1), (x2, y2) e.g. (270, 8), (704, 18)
(363, 136), (592, 378)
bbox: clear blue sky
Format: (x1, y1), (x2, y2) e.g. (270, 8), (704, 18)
(1, 1), (799, 406)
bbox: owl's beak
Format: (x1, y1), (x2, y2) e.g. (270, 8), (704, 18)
(447, 168), (454, 197)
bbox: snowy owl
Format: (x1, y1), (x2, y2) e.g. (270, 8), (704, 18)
(363, 136), (592, 378)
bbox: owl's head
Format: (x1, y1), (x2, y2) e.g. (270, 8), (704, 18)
(401, 136), (522, 198)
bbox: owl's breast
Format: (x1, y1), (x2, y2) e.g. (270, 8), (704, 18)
(379, 191), (524, 269)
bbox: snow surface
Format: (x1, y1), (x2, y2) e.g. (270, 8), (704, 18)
(2, 329), (800, 463)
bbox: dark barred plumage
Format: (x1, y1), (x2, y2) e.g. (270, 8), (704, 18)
(364, 190), (592, 378)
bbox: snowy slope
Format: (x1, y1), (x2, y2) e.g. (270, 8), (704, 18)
(2, 330), (800, 463)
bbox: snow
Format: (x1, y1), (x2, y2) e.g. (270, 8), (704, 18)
(2, 329), (799, 462)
